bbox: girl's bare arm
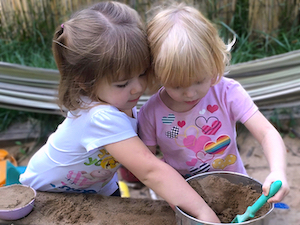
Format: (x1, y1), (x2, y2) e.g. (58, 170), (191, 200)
(244, 111), (290, 202)
(105, 136), (220, 223)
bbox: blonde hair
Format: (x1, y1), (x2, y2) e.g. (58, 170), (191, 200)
(147, 3), (231, 88)
(53, 1), (150, 111)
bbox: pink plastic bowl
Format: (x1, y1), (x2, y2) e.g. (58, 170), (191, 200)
(0, 185), (36, 220)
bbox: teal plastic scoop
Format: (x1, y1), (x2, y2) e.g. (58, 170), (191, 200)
(6, 160), (27, 186)
(231, 180), (282, 223)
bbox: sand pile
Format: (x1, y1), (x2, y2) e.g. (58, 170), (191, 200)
(188, 175), (270, 223)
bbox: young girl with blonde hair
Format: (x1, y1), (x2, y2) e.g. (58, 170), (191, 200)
(20, 2), (220, 222)
(138, 2), (289, 203)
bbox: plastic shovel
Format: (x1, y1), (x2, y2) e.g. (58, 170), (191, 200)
(231, 180), (282, 223)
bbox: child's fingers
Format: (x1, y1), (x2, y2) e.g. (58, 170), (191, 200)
(261, 169), (289, 203)
(262, 179), (272, 196)
(263, 177), (290, 203)
(267, 190), (285, 203)
(269, 183), (290, 203)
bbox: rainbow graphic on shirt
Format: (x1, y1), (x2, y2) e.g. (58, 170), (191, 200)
(204, 135), (231, 155)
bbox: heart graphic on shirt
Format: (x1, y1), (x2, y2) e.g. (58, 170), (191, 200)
(199, 109), (206, 114)
(207, 105), (218, 113)
(204, 135), (231, 155)
(165, 126), (179, 139)
(183, 135), (211, 152)
(186, 158), (197, 166)
(212, 154), (236, 170)
(196, 150), (214, 163)
(202, 120), (222, 135)
(189, 163), (210, 175)
(195, 116), (221, 135)
(162, 114), (175, 125)
(177, 121), (186, 128)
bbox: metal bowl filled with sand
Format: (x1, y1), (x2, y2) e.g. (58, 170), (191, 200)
(175, 171), (274, 225)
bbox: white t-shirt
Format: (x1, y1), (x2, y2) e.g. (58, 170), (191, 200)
(20, 103), (137, 196)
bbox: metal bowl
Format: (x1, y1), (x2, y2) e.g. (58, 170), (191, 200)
(0, 184), (36, 220)
(175, 171), (274, 225)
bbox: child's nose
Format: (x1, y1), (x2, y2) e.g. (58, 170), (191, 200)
(131, 78), (145, 94)
(184, 88), (196, 98)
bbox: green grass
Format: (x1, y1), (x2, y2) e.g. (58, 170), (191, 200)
(214, 0), (300, 64)
(230, 27), (300, 64)
(1, 22), (299, 69)
(0, 38), (56, 69)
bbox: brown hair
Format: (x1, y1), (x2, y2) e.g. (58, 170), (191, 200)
(53, 1), (150, 111)
(147, 3), (231, 88)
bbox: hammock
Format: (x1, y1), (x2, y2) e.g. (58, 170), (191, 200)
(1, 50), (300, 118)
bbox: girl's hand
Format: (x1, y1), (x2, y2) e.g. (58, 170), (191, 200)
(170, 203), (221, 223)
(262, 170), (290, 203)
(194, 207), (221, 223)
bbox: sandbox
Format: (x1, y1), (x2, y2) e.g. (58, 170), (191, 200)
(0, 190), (176, 224)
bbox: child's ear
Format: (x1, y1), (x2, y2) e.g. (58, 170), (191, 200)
(210, 77), (217, 86)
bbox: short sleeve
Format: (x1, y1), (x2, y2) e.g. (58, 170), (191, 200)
(82, 108), (137, 151)
(225, 79), (258, 123)
(138, 101), (157, 147)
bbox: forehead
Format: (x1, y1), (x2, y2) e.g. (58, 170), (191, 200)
(163, 74), (209, 88)
(106, 66), (147, 84)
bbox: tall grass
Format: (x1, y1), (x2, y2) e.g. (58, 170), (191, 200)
(0, 39), (56, 68)
(1, 0), (299, 67)
(207, 0), (300, 64)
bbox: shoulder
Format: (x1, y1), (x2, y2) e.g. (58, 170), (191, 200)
(216, 77), (257, 122)
(139, 91), (160, 113)
(144, 91), (160, 106)
(88, 105), (134, 125)
(87, 105), (137, 135)
(212, 77), (246, 96)
(216, 77), (242, 89)
(89, 104), (121, 115)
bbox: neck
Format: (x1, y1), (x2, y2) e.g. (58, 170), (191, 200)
(121, 109), (133, 117)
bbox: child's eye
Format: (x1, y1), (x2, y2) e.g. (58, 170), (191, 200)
(116, 82), (128, 88)
(139, 71), (147, 77)
(195, 78), (206, 85)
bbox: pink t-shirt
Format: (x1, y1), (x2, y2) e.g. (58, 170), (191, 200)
(138, 77), (258, 178)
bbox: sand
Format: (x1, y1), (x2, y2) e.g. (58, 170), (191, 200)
(0, 175), (269, 224)
(0, 185), (35, 210)
(0, 191), (176, 225)
(188, 175), (269, 223)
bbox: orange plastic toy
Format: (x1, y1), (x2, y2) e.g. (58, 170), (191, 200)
(0, 149), (18, 186)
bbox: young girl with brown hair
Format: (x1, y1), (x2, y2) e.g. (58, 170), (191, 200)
(20, 2), (220, 222)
